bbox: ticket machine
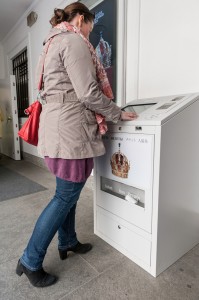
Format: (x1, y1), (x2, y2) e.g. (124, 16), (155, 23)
(94, 93), (199, 277)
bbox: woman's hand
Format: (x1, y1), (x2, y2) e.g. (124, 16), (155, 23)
(120, 111), (138, 121)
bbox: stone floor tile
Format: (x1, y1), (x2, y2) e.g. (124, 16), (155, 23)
(61, 257), (198, 300)
(1, 157), (199, 300)
(0, 254), (98, 300)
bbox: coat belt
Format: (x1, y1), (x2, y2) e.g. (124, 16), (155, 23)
(45, 92), (78, 103)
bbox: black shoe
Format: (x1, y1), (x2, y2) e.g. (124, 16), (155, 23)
(59, 242), (92, 260)
(16, 260), (58, 287)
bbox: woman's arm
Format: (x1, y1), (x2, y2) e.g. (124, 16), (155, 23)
(60, 33), (122, 122)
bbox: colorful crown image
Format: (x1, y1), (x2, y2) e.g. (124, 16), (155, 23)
(96, 31), (112, 69)
(110, 143), (130, 178)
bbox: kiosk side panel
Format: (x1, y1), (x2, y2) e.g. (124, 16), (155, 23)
(156, 99), (199, 275)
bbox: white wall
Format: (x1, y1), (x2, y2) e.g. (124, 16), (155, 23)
(126, 0), (199, 101)
(140, 0), (199, 98)
(125, 0), (140, 102)
(0, 44), (5, 79)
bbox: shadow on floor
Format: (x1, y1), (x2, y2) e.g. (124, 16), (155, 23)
(0, 156), (199, 300)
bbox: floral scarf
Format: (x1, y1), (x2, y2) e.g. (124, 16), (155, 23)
(55, 22), (113, 134)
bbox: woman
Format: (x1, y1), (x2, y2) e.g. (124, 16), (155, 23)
(0, 106), (4, 158)
(16, 2), (137, 287)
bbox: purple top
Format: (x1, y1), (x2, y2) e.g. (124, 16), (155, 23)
(45, 157), (94, 183)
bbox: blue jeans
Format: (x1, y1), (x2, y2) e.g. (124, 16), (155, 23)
(20, 177), (85, 271)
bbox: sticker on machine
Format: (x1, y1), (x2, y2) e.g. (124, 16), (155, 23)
(99, 132), (154, 189)
(110, 143), (130, 179)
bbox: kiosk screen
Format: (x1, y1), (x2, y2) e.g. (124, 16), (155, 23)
(122, 103), (156, 114)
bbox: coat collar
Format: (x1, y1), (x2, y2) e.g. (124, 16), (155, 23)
(43, 28), (70, 45)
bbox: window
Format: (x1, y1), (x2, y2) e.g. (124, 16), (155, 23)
(12, 49), (29, 117)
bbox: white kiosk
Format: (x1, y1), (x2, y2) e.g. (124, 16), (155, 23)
(94, 93), (199, 277)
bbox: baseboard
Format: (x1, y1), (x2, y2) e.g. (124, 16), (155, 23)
(22, 152), (48, 170)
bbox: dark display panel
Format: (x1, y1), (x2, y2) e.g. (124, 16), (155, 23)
(122, 103), (157, 114)
(90, 0), (117, 99)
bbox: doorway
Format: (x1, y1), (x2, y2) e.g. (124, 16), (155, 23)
(0, 75), (20, 160)
(12, 48), (29, 118)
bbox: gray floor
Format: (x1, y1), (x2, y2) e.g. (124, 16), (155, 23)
(0, 156), (199, 300)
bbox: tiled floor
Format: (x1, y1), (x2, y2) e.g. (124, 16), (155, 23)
(0, 156), (199, 300)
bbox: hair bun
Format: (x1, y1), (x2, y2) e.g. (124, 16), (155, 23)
(54, 8), (64, 17)
(50, 2), (94, 27)
(50, 8), (69, 26)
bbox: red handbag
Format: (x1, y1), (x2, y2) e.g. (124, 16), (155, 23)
(18, 38), (53, 146)
(18, 101), (42, 146)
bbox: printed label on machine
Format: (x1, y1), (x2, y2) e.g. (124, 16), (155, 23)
(97, 132), (154, 189)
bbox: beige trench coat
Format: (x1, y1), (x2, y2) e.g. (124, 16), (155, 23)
(0, 107), (4, 138)
(36, 28), (121, 159)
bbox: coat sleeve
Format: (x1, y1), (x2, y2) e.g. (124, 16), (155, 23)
(0, 108), (4, 122)
(59, 33), (122, 123)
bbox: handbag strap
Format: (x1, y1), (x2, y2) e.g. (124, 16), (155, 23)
(37, 37), (54, 91)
